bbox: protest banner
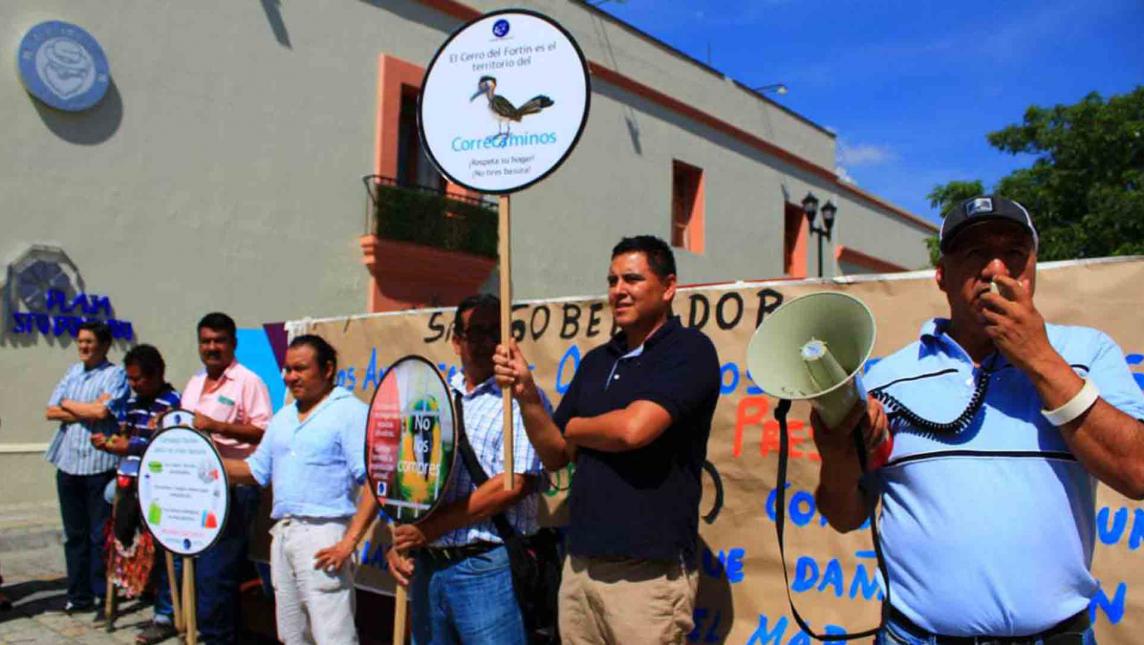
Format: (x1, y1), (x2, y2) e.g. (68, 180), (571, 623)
(281, 257), (1143, 643)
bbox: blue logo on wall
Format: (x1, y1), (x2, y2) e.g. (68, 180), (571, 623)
(18, 21), (110, 112)
(492, 19), (510, 38)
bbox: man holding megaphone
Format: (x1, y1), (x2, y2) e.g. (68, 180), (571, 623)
(810, 197), (1144, 642)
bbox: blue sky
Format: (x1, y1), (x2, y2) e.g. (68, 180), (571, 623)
(594, 0), (1144, 222)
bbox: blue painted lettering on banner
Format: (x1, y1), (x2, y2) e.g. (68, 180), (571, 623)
(556, 344), (581, 395)
(688, 607), (725, 643)
(745, 613), (846, 645)
(1089, 580), (1126, 625)
(701, 547), (746, 584)
(1096, 506), (1144, 549)
(791, 551), (884, 601)
(361, 347), (383, 392)
(720, 363), (740, 395)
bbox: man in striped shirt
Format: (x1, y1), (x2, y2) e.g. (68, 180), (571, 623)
(92, 344), (181, 459)
(384, 294), (553, 644)
(44, 320), (129, 615)
(90, 344), (182, 640)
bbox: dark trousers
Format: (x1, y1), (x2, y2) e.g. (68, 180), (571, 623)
(56, 470), (114, 606)
(193, 484), (260, 643)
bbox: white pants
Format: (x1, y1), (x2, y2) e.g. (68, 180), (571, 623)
(269, 517), (359, 645)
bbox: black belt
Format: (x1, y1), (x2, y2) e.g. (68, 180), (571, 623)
(420, 541), (499, 563)
(888, 607), (1090, 644)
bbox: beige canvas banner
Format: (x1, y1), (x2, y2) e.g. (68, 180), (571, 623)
(282, 257), (1143, 643)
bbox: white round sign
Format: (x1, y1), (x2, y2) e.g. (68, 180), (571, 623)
(159, 408), (195, 430)
(419, 9), (590, 194)
(138, 427), (230, 556)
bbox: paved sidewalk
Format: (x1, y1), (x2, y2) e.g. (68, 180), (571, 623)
(1, 509), (178, 645)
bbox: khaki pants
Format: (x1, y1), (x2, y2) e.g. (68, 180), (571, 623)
(558, 554), (698, 645)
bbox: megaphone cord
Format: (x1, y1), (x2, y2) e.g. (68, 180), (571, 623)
(870, 358), (997, 435)
(773, 399), (889, 641)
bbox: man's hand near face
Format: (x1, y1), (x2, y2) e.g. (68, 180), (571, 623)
(979, 275), (1059, 374)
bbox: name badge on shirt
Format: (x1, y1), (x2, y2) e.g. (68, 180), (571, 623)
(218, 395), (236, 407)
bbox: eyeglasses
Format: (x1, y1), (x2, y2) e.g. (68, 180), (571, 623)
(456, 325), (500, 341)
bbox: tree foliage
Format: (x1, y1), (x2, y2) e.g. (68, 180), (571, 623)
(927, 87), (1144, 265)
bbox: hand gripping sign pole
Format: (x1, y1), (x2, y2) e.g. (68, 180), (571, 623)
(365, 356), (459, 644)
(139, 414), (229, 645)
(419, 9), (590, 490)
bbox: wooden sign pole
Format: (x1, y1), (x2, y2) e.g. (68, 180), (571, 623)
(183, 558), (197, 645)
(498, 194), (515, 491)
(166, 551), (184, 633)
(104, 495), (118, 632)
(390, 525), (408, 645)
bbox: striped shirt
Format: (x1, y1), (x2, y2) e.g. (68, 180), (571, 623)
(45, 360), (129, 475)
(120, 385), (181, 456)
(433, 373), (550, 547)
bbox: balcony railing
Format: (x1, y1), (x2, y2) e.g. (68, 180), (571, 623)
(362, 175), (497, 259)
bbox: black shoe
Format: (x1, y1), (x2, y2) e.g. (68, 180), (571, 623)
(92, 604), (108, 624)
(0, 590), (12, 611)
(64, 599), (94, 614)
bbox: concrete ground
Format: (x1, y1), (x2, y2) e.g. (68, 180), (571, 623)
(0, 502), (178, 645)
(1, 502), (394, 645)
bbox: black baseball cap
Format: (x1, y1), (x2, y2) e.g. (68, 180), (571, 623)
(939, 195), (1038, 253)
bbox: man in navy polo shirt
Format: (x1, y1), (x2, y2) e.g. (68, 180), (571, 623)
(812, 196), (1144, 643)
(496, 235), (721, 644)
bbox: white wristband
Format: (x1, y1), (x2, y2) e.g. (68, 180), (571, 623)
(1042, 379), (1100, 427)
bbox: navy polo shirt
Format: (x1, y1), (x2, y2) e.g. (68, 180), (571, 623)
(554, 316), (720, 563)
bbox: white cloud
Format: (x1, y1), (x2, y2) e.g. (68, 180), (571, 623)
(836, 165), (858, 185)
(837, 141), (895, 166)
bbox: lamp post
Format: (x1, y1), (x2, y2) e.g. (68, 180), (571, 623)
(802, 192), (837, 277)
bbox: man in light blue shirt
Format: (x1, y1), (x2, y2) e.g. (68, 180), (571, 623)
(224, 334), (368, 644)
(44, 320), (129, 615)
(812, 196), (1144, 642)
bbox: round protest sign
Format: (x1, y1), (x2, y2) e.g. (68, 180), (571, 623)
(158, 408), (195, 430)
(365, 355), (457, 524)
(138, 427), (230, 556)
(419, 9), (590, 194)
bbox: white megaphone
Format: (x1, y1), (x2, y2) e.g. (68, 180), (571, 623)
(746, 292), (876, 430)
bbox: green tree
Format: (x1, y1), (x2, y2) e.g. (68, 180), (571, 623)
(926, 87), (1144, 265)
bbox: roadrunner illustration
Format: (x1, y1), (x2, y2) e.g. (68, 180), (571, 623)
(469, 75), (554, 141)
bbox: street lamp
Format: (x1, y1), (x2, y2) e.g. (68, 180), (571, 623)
(752, 83), (789, 96)
(802, 192), (837, 277)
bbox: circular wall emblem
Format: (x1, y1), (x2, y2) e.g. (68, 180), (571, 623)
(492, 19), (510, 38)
(18, 21), (111, 112)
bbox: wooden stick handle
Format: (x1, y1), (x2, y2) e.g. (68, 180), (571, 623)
(499, 194), (514, 491)
(390, 524), (408, 644)
(165, 551), (183, 633)
(183, 558), (197, 645)
(393, 585), (408, 645)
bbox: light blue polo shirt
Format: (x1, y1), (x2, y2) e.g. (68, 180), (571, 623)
(246, 386), (367, 519)
(865, 319), (1144, 636)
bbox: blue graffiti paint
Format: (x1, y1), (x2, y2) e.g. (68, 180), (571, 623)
(1089, 580), (1126, 625)
(791, 552), (884, 601)
(1096, 506), (1144, 550)
(361, 348), (382, 392)
(688, 607), (725, 643)
(746, 613), (845, 645)
(720, 363), (740, 395)
(556, 345), (581, 395)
